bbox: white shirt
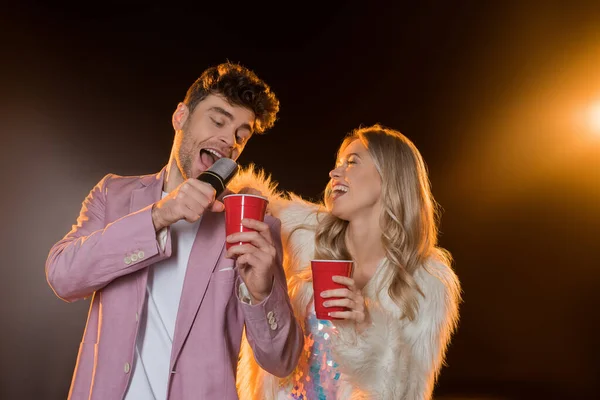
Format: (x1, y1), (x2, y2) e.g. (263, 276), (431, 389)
(125, 192), (201, 400)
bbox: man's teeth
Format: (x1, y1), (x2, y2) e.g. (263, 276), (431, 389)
(205, 149), (223, 159)
(333, 185), (348, 193)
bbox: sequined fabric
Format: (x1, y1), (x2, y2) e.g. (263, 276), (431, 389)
(279, 301), (341, 399)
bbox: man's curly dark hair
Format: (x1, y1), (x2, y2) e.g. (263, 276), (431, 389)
(183, 62), (280, 134)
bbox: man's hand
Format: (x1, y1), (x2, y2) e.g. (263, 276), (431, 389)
(151, 179), (224, 231)
(225, 218), (276, 303)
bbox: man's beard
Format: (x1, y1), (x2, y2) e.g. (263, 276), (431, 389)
(176, 128), (196, 180)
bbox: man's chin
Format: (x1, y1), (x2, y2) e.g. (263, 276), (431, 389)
(189, 166), (207, 180)
(179, 166), (197, 181)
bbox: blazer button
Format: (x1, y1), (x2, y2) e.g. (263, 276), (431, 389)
(270, 322), (278, 330)
(130, 254), (138, 262)
(124, 362), (131, 373)
(137, 250), (145, 259)
(124, 256), (132, 265)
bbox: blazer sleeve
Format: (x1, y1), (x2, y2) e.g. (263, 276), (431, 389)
(238, 217), (304, 378)
(329, 260), (461, 399)
(45, 174), (172, 302)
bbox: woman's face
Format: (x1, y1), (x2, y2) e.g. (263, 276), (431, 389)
(328, 139), (382, 222)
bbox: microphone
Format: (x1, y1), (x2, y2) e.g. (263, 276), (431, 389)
(197, 157), (239, 197)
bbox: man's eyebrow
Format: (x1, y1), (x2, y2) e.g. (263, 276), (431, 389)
(208, 106), (234, 120)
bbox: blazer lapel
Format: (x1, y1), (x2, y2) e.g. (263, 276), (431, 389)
(170, 209), (226, 367)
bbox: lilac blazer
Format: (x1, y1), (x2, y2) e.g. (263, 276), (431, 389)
(46, 168), (303, 400)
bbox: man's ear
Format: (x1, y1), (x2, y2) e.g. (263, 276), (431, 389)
(172, 102), (189, 130)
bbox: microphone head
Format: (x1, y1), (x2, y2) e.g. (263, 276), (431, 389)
(208, 157), (239, 183)
(197, 157), (239, 197)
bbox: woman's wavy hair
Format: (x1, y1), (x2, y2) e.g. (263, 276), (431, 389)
(313, 124), (451, 320)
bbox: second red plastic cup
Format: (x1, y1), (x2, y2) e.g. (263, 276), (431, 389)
(223, 194), (269, 249)
(311, 260), (354, 320)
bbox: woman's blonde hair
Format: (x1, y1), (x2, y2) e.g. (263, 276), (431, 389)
(313, 124), (451, 320)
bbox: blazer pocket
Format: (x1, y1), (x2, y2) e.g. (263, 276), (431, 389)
(211, 268), (236, 283)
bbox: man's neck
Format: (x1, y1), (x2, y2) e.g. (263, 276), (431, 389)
(164, 158), (184, 193)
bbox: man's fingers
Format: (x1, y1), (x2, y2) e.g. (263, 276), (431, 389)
(226, 231), (270, 250)
(240, 219), (273, 243)
(187, 179), (218, 198)
(177, 179), (222, 216)
(225, 243), (256, 259)
(179, 202), (201, 223)
(210, 200), (224, 212)
(236, 251), (267, 268)
(226, 242), (274, 264)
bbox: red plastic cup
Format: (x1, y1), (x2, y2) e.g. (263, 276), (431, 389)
(223, 194), (269, 250)
(311, 260), (354, 320)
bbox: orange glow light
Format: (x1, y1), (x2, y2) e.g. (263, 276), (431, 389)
(588, 102), (600, 133)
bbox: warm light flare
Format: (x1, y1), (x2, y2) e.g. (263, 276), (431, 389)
(588, 102), (600, 133)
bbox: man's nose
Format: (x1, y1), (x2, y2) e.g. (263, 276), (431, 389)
(219, 129), (236, 150)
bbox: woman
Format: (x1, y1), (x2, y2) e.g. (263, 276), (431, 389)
(234, 124), (461, 399)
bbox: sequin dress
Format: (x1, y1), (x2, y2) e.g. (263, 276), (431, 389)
(278, 300), (341, 400)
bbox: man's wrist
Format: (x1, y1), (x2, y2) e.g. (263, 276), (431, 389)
(151, 204), (165, 232)
(248, 291), (268, 304)
(246, 274), (275, 303)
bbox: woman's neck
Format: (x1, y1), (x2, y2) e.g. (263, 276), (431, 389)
(345, 217), (386, 273)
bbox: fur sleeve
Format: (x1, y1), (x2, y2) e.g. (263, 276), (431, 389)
(330, 258), (461, 399)
(233, 165), (323, 399)
(227, 164), (320, 226)
(402, 258), (461, 399)
(226, 164), (284, 209)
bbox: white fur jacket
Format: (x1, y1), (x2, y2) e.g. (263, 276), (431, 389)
(228, 167), (461, 400)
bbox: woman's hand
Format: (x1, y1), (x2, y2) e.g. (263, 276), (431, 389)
(320, 275), (371, 332)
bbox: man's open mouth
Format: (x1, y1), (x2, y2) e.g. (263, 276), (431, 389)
(200, 148), (224, 167)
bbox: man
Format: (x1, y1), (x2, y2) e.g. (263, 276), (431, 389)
(46, 62), (303, 400)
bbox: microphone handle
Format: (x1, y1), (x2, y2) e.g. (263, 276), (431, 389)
(198, 171), (226, 197)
